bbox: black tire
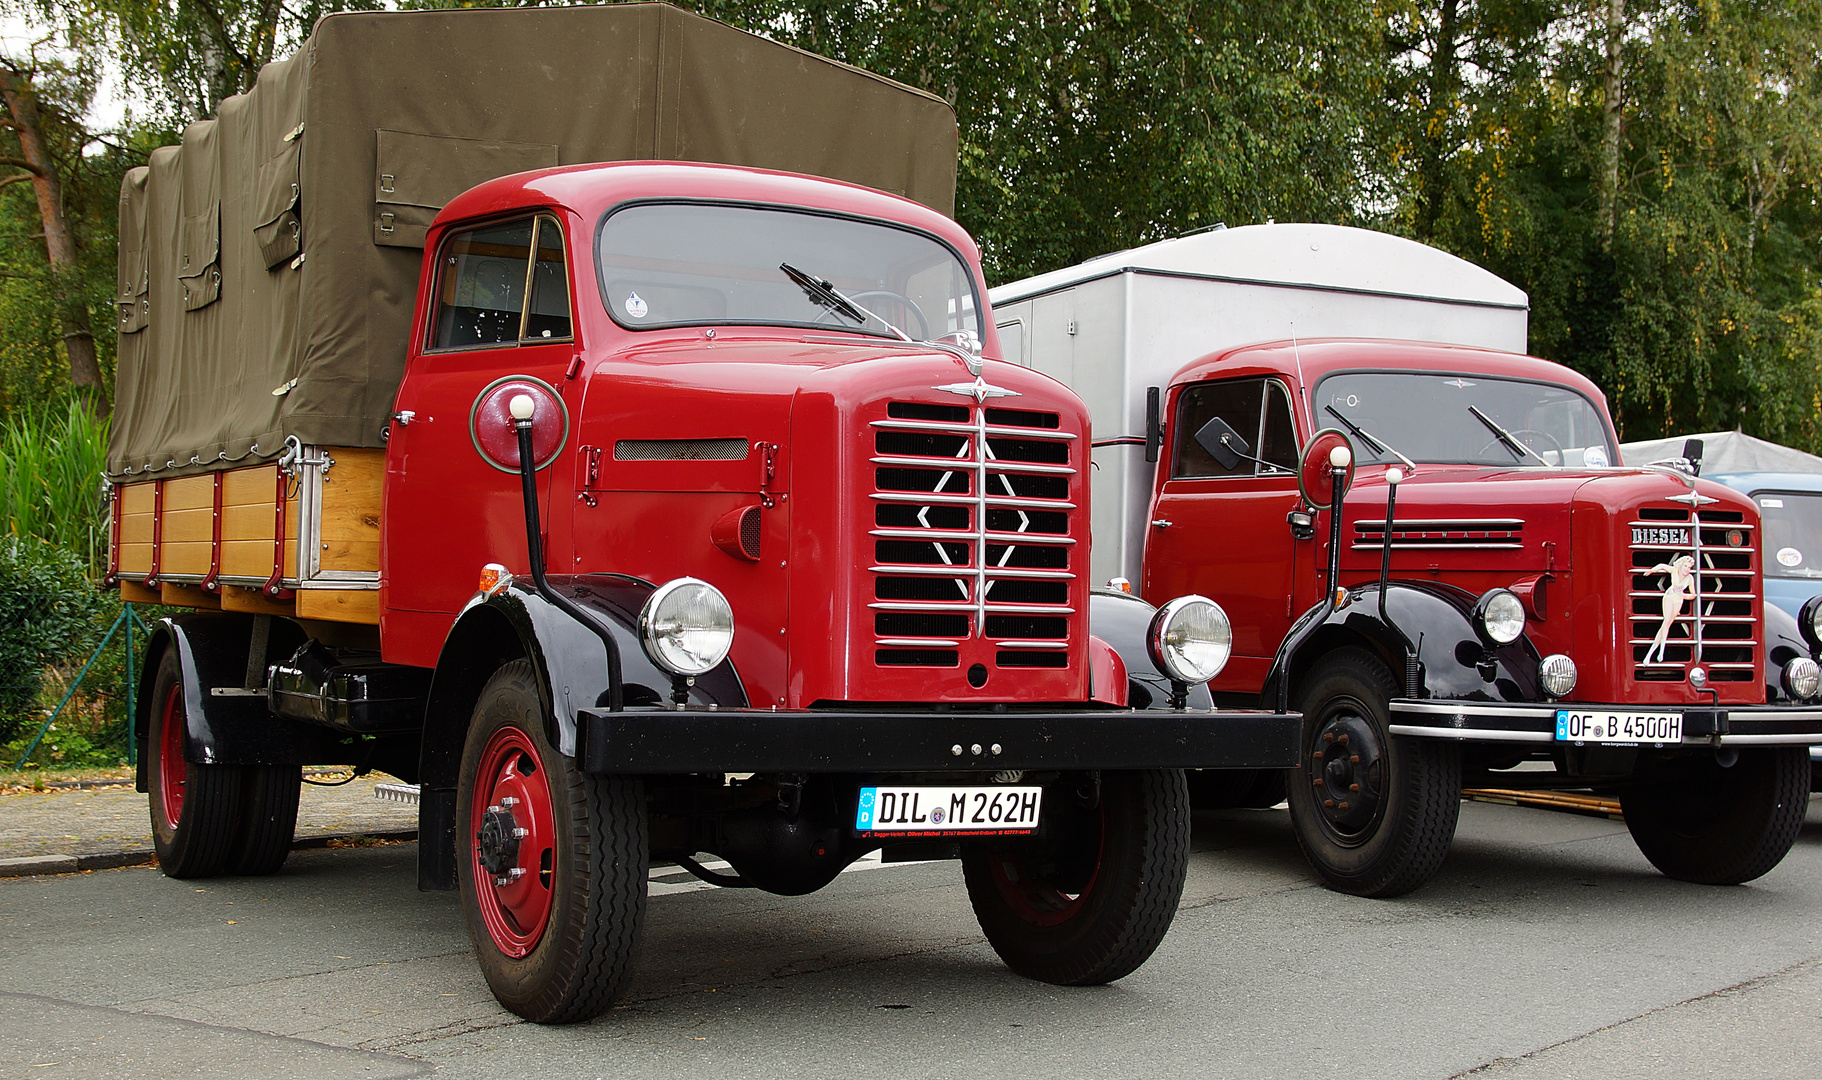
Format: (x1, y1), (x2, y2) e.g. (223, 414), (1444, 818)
(230, 765), (301, 876)
(1621, 747), (1810, 885)
(457, 661), (647, 1023)
(147, 649), (243, 879)
(1286, 648), (1461, 898)
(961, 769), (1189, 986)
(1187, 768), (1287, 810)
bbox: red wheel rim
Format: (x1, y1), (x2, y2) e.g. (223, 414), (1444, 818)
(157, 681), (185, 830)
(985, 805), (1106, 927)
(470, 725), (556, 957)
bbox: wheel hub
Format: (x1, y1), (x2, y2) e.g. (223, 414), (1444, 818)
(1309, 711), (1385, 838)
(476, 806), (523, 876)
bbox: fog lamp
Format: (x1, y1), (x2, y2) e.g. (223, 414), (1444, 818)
(1539, 654), (1577, 698)
(1783, 656), (1821, 701)
(1147, 595), (1232, 684)
(639, 577), (735, 676)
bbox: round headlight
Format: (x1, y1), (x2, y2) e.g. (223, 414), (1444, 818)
(639, 577), (735, 676)
(1147, 595), (1232, 684)
(1473, 588), (1526, 646)
(1783, 656), (1820, 701)
(1801, 595), (1822, 651)
(1539, 654), (1577, 698)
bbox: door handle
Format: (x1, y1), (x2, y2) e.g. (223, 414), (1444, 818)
(1151, 519), (1172, 529)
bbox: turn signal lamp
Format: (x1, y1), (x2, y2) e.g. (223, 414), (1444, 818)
(1108, 577), (1133, 594)
(478, 562), (511, 595)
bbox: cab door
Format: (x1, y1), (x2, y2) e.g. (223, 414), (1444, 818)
(382, 213), (580, 661)
(1142, 377), (1304, 696)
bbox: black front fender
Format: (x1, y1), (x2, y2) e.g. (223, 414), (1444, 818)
(421, 574), (747, 787)
(1763, 602), (1813, 704)
(1087, 588), (1214, 710)
(1266, 580), (1541, 707)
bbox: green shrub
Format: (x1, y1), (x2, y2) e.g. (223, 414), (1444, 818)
(0, 537), (111, 745)
(0, 399), (111, 574)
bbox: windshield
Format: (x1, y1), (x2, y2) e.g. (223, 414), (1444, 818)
(596, 202), (982, 339)
(1314, 371), (1616, 467)
(1755, 492), (1822, 579)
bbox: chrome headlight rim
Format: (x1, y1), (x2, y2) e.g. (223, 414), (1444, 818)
(1800, 596), (1822, 652)
(1783, 656), (1821, 701)
(1147, 595), (1233, 685)
(1538, 653), (1577, 699)
(1472, 588), (1526, 647)
(638, 577), (735, 677)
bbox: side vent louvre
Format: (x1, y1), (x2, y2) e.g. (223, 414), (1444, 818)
(616, 438), (749, 461)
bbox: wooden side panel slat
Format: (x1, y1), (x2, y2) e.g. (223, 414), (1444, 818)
(295, 589), (381, 625)
(160, 475), (214, 512)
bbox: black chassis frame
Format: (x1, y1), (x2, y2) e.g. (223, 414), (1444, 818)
(1263, 577), (1822, 761)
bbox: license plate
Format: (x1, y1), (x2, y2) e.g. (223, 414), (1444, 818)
(1555, 709), (1683, 745)
(855, 786), (1042, 836)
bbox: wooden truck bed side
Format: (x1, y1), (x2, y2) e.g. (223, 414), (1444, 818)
(112, 447), (383, 624)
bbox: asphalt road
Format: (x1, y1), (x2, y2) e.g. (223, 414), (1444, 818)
(4, 796), (1820, 1080)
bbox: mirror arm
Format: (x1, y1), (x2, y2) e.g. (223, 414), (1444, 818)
(515, 418), (625, 712)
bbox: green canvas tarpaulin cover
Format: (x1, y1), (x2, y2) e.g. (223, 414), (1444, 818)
(109, 3), (957, 479)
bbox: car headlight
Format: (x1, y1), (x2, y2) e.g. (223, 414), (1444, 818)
(1473, 588), (1525, 646)
(1539, 654), (1577, 698)
(1783, 656), (1821, 701)
(1801, 596), (1822, 652)
(1147, 595), (1232, 684)
(639, 577), (735, 676)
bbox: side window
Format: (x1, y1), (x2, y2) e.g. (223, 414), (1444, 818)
(1173, 379), (1263, 479)
(524, 216), (572, 341)
(429, 215), (573, 350)
(1260, 380), (1298, 474)
(431, 218), (533, 349)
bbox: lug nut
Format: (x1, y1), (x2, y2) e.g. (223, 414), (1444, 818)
(1350, 754), (1361, 764)
(500, 797), (519, 808)
(487, 804), (501, 815)
(1337, 734), (1349, 745)
(1338, 801), (1350, 811)
(1349, 783), (1360, 792)
(508, 867), (526, 879)
(1323, 732), (1336, 743)
(513, 827), (530, 838)
(1324, 799), (1336, 808)
(1312, 778), (1324, 787)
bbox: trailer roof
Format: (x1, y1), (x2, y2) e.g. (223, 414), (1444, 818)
(988, 223), (1529, 311)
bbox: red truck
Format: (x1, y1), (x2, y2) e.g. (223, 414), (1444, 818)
(106, 8), (1295, 1024)
(991, 225), (1822, 898)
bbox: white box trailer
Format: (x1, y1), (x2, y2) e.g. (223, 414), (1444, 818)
(987, 223), (1530, 585)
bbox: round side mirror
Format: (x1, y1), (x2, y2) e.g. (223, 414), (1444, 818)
(1297, 427), (1355, 510)
(470, 374), (569, 473)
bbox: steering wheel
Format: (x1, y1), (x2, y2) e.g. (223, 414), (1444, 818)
(1478, 428), (1565, 465)
(812, 289), (930, 340)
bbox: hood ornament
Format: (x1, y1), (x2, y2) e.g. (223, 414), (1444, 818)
(1642, 554), (1698, 665)
(935, 376), (1019, 404)
(1667, 491), (1719, 507)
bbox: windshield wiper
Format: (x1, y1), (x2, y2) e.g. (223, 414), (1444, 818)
(1468, 405), (1552, 466)
(779, 263), (913, 343)
(1324, 405), (1415, 471)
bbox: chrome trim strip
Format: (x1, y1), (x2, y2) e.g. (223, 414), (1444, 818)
(1391, 700), (1555, 717)
(1717, 733), (1822, 745)
(1389, 725), (1557, 743)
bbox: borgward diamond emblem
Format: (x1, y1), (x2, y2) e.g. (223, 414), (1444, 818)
(934, 377), (1020, 403)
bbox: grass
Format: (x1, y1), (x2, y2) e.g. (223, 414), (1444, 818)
(0, 398), (111, 574)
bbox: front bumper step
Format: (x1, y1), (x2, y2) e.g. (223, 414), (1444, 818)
(573, 706), (1301, 775)
(1389, 699), (1822, 746)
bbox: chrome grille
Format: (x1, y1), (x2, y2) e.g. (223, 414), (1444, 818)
(1628, 506), (1757, 682)
(869, 401), (1077, 668)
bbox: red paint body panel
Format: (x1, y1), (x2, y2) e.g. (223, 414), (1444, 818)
(1149, 338), (1767, 706)
(381, 162), (1093, 707)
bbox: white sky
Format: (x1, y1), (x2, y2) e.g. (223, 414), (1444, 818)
(3, 12), (140, 146)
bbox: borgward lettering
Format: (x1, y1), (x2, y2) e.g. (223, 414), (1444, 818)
(934, 377), (1020, 403)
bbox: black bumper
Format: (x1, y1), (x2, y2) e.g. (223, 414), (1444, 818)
(1388, 699), (1822, 747)
(574, 707), (1300, 775)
